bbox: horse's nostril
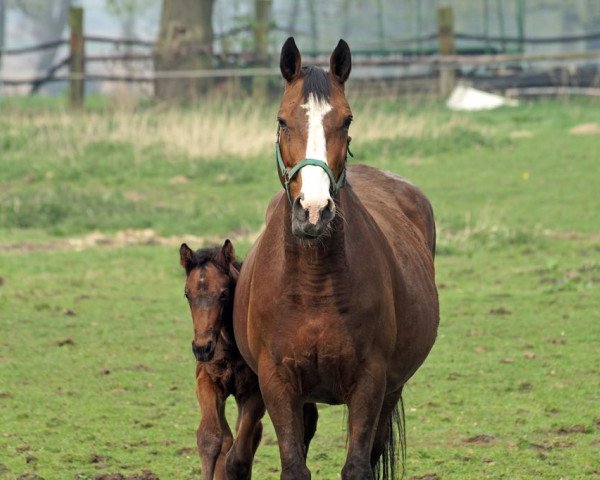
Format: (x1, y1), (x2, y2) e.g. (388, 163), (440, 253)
(320, 199), (335, 223)
(293, 197), (309, 222)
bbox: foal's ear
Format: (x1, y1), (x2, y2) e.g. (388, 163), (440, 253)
(218, 239), (236, 266)
(329, 39), (352, 84)
(229, 264), (240, 282)
(179, 243), (193, 270)
(280, 37), (302, 83)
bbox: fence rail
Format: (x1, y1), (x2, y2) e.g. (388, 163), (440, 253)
(2, 6), (600, 104)
(4, 30), (600, 57)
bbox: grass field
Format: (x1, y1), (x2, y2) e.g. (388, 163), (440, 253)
(1, 95), (599, 480)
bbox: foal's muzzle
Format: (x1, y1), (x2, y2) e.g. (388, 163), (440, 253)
(291, 195), (335, 240)
(192, 339), (215, 362)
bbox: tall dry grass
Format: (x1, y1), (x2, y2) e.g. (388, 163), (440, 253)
(6, 97), (490, 161)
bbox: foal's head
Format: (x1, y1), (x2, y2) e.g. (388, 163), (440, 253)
(179, 240), (240, 362)
(276, 37), (353, 241)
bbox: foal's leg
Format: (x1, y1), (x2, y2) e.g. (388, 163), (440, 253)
(303, 403), (319, 458)
(341, 360), (386, 480)
(213, 401), (234, 480)
(195, 367), (229, 480)
(225, 390), (265, 480)
(259, 359), (311, 480)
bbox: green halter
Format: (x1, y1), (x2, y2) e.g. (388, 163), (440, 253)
(275, 130), (352, 205)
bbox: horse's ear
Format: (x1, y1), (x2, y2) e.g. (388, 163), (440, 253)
(329, 39), (351, 84)
(179, 243), (193, 270)
(280, 37), (302, 83)
(218, 239), (236, 266)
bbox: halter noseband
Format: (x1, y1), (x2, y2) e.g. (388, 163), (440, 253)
(275, 127), (352, 205)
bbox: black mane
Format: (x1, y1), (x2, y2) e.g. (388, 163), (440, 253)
(301, 65), (331, 102)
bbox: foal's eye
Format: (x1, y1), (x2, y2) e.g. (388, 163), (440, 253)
(277, 117), (288, 129)
(342, 116), (353, 130)
(184, 292), (190, 300)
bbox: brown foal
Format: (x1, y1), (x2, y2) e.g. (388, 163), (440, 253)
(234, 38), (439, 480)
(180, 240), (264, 480)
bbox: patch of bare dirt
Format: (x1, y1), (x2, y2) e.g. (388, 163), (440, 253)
(176, 447), (196, 456)
(410, 474), (441, 480)
(0, 228), (263, 254)
(489, 307), (511, 315)
(542, 230), (600, 242)
(55, 337), (76, 347)
(569, 122), (600, 135)
(463, 434), (496, 444)
(510, 130), (534, 139)
(557, 424), (588, 435)
(169, 175), (190, 185)
(94, 471), (159, 480)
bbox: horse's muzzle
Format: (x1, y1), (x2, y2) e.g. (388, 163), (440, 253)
(291, 196), (335, 240)
(192, 339), (215, 362)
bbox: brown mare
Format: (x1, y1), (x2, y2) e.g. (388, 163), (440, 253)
(180, 240), (265, 480)
(233, 38), (439, 479)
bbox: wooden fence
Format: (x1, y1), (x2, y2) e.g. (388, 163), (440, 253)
(1, 6), (600, 106)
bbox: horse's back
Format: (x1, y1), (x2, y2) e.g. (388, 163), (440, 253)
(347, 164), (436, 256)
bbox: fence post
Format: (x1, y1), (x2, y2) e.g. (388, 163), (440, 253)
(252, 0), (271, 99)
(0, 0), (5, 91)
(437, 6), (455, 96)
(68, 6), (84, 109)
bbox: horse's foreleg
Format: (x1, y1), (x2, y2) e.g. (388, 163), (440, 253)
(259, 360), (311, 480)
(225, 390), (265, 480)
(302, 403), (318, 458)
(341, 360), (386, 480)
(196, 368), (227, 480)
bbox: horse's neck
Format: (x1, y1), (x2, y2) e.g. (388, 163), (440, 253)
(220, 302), (238, 352)
(281, 198), (348, 291)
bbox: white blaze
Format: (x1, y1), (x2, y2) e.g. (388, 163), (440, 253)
(299, 93), (332, 222)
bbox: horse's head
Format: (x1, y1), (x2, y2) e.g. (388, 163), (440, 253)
(179, 240), (240, 362)
(276, 37), (352, 241)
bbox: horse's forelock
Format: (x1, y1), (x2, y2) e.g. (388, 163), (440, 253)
(301, 66), (331, 102)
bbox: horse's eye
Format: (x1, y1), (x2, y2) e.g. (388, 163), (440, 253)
(277, 117), (288, 129)
(220, 290), (230, 301)
(342, 116), (353, 130)
(184, 292), (190, 300)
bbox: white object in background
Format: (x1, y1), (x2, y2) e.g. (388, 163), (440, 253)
(446, 85), (518, 111)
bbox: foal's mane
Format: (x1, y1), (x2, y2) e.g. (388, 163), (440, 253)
(185, 247), (241, 278)
(301, 65), (331, 102)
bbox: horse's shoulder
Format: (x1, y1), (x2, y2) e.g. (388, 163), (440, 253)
(266, 190), (285, 224)
(347, 164), (436, 255)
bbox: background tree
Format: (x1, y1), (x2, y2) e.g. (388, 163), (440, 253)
(154, 0), (215, 102)
(252, 0), (271, 98)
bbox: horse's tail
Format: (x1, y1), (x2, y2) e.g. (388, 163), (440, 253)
(375, 395), (406, 480)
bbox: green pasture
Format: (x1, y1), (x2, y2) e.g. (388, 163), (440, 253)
(0, 97), (599, 479)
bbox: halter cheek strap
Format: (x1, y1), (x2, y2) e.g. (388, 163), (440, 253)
(275, 131), (351, 205)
